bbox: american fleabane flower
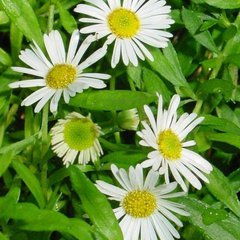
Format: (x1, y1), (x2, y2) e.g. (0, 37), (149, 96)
(9, 30), (110, 113)
(137, 94), (213, 192)
(117, 108), (140, 131)
(96, 164), (189, 240)
(51, 112), (103, 167)
(74, 0), (174, 68)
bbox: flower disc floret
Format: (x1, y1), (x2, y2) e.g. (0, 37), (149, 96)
(46, 64), (77, 89)
(108, 8), (140, 38)
(64, 118), (98, 151)
(158, 129), (182, 160)
(122, 190), (156, 218)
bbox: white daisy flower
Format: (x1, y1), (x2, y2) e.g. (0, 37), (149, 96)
(50, 112), (103, 167)
(96, 164), (189, 240)
(9, 30), (110, 113)
(74, 0), (174, 68)
(137, 94), (213, 192)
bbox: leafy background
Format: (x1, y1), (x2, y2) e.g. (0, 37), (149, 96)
(0, 0), (240, 239)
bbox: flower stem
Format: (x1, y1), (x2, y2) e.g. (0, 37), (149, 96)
(41, 103), (49, 200)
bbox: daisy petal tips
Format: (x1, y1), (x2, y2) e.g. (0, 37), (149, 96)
(137, 94), (213, 192)
(9, 30), (110, 113)
(50, 112), (103, 167)
(74, 0), (174, 68)
(96, 164), (189, 240)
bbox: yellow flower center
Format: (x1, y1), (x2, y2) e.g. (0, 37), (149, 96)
(64, 118), (98, 151)
(46, 64), (77, 89)
(158, 129), (182, 160)
(107, 8), (140, 38)
(122, 190), (156, 218)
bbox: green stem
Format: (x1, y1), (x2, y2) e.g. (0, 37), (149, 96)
(127, 77), (136, 91)
(41, 104), (49, 200)
(193, 100), (203, 114)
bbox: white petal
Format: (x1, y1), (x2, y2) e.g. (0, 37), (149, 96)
(34, 90), (55, 113)
(67, 30), (80, 63)
(9, 79), (45, 88)
(50, 89), (62, 113)
(71, 35), (95, 66)
(77, 45), (107, 71)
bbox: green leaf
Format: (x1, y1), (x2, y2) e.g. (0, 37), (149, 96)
(202, 0), (240, 9)
(207, 132), (240, 148)
(10, 23), (23, 62)
(182, 8), (219, 53)
(69, 166), (123, 240)
(55, 0), (77, 34)
(148, 44), (195, 98)
(12, 160), (46, 209)
(0, 10), (9, 25)
(225, 54), (240, 68)
(206, 166), (240, 217)
(0, 178), (21, 222)
(101, 151), (147, 169)
(228, 168), (240, 193)
(3, 203), (93, 240)
(0, 150), (14, 177)
(180, 197), (240, 240)
(0, 232), (9, 240)
(69, 90), (156, 111)
(127, 64), (142, 89)
(142, 68), (171, 102)
(0, 0), (43, 47)
(202, 115), (240, 134)
(197, 79), (234, 100)
(0, 48), (12, 66)
(202, 208), (228, 225)
(0, 135), (37, 155)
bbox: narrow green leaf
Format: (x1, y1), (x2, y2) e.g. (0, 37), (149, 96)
(101, 151), (147, 169)
(12, 160), (46, 209)
(3, 203), (93, 240)
(206, 166), (240, 217)
(228, 168), (240, 193)
(70, 166), (123, 240)
(197, 79), (234, 100)
(0, 232), (8, 240)
(207, 132), (240, 148)
(143, 68), (171, 102)
(202, 0), (240, 9)
(0, 150), (14, 177)
(182, 8), (219, 53)
(127, 64), (142, 89)
(202, 115), (240, 135)
(69, 90), (156, 110)
(180, 197), (240, 240)
(0, 0), (43, 47)
(0, 48), (12, 66)
(0, 10), (9, 25)
(10, 23), (23, 62)
(55, 0), (77, 34)
(0, 178), (21, 221)
(225, 54), (240, 68)
(0, 135), (37, 155)
(148, 44), (195, 98)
